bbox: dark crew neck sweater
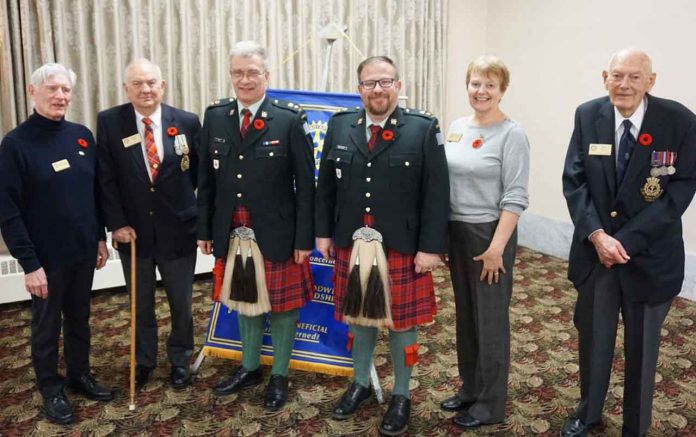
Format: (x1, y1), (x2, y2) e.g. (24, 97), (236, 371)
(0, 112), (102, 273)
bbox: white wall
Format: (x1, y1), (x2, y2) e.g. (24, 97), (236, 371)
(445, 0), (696, 298)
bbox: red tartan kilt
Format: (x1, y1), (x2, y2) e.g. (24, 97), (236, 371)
(232, 206), (314, 312)
(333, 246), (436, 330)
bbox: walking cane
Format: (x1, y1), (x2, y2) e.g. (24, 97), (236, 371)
(128, 236), (137, 411)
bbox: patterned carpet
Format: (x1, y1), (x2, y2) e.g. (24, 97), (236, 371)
(0, 247), (694, 436)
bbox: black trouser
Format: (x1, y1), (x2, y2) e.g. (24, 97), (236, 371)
(119, 251), (195, 369)
(31, 259), (95, 398)
(448, 220), (517, 423)
(574, 267), (671, 437)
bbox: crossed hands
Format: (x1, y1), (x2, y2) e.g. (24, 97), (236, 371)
(589, 230), (630, 268)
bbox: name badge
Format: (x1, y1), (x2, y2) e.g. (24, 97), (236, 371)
(447, 133), (463, 142)
(589, 143), (612, 156)
(52, 159), (70, 172)
(122, 134), (142, 148)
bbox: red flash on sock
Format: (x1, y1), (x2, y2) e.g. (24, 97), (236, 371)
(346, 332), (354, 352)
(404, 343), (419, 367)
(212, 258), (225, 302)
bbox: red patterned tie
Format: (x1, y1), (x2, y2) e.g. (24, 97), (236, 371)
(240, 108), (251, 139)
(142, 117), (160, 181)
(368, 124), (381, 152)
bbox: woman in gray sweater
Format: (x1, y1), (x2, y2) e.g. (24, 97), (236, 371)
(440, 55), (530, 429)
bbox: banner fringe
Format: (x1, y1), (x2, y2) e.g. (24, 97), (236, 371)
(203, 346), (354, 377)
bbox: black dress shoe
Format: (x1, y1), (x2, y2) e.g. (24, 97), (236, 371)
(213, 366), (263, 396)
(68, 374), (115, 401)
(453, 411), (484, 429)
(171, 366), (192, 389)
(440, 394), (474, 412)
(379, 395), (411, 436)
(43, 390), (73, 424)
(561, 415), (592, 437)
(264, 374), (289, 411)
(135, 366), (154, 390)
(333, 381), (371, 419)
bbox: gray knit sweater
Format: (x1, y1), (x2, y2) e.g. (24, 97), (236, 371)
(444, 116), (530, 223)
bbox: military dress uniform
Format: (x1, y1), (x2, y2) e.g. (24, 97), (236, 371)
(315, 106), (449, 433)
(196, 96), (315, 410)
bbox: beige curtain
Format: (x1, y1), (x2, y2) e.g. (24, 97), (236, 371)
(0, 0), (448, 135)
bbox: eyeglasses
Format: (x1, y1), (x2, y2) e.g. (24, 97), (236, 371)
(231, 69), (266, 80)
(359, 78), (397, 89)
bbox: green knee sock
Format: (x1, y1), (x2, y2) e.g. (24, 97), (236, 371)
(389, 328), (417, 398)
(238, 314), (265, 371)
(350, 325), (378, 387)
(270, 310), (299, 376)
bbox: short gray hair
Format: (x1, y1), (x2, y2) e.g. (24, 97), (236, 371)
(30, 63), (77, 87)
(124, 58), (163, 82)
(229, 40), (267, 69)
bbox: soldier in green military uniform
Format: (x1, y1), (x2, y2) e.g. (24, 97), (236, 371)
(315, 56), (450, 436)
(196, 41), (315, 411)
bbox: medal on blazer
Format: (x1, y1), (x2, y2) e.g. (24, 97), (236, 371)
(174, 134), (190, 172)
(640, 176), (663, 202)
(649, 150), (677, 177)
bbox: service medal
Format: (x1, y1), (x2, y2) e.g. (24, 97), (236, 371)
(667, 166), (676, 175)
(640, 176), (663, 202)
(180, 154), (190, 172)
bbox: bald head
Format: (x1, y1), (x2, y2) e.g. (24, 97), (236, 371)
(608, 48), (653, 76)
(603, 48), (656, 118)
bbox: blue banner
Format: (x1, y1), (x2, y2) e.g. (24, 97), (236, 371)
(201, 89), (363, 376)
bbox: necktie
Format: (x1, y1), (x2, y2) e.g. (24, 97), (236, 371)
(240, 108), (251, 139)
(616, 119), (636, 186)
(368, 124), (381, 152)
(142, 117), (160, 181)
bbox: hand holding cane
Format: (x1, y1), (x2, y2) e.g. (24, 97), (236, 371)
(128, 235), (137, 410)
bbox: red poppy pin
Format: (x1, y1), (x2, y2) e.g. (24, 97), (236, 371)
(381, 129), (394, 141)
(472, 137), (484, 149)
(253, 119), (265, 130)
(167, 126), (178, 137)
(77, 138), (88, 149)
(638, 133), (653, 147)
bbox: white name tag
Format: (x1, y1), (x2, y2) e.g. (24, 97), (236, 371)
(447, 133), (463, 142)
(52, 159), (70, 172)
(435, 132), (444, 146)
(122, 133), (142, 148)
(589, 143), (612, 156)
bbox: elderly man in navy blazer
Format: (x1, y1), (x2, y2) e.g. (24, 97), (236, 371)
(97, 58), (201, 390)
(562, 48), (696, 437)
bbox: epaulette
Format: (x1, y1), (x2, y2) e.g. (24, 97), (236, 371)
(207, 97), (235, 109)
(271, 98), (302, 114)
(332, 106), (360, 116)
(403, 108), (436, 119)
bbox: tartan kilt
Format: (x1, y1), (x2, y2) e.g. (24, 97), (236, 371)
(333, 246), (436, 330)
(232, 206), (314, 313)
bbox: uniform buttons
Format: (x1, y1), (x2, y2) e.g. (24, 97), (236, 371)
(365, 192), (371, 198)
(269, 152), (274, 157)
(214, 150), (219, 155)
(336, 157), (341, 162)
(150, 187), (155, 192)
(365, 207), (371, 213)
(237, 193), (243, 198)
(366, 162), (372, 167)
(238, 154), (244, 160)
(610, 211), (618, 218)
(405, 161), (410, 167)
(366, 177), (371, 182)
(149, 211), (154, 216)
(237, 174), (243, 179)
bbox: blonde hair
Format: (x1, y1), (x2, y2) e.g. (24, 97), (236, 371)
(466, 55), (510, 92)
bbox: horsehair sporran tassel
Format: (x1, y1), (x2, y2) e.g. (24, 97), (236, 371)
(242, 244), (258, 303)
(231, 245), (245, 301)
(363, 256), (386, 319)
(344, 254), (363, 317)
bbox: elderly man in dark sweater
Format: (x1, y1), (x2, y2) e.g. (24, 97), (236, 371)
(0, 63), (114, 425)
